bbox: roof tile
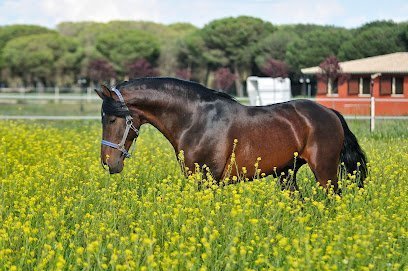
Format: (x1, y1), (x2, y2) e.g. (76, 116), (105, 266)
(301, 52), (408, 74)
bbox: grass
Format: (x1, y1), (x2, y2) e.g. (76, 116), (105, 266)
(0, 119), (407, 270)
(0, 101), (101, 116)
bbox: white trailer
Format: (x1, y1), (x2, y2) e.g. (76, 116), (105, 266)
(246, 76), (291, 106)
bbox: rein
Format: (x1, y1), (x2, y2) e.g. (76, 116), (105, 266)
(101, 87), (139, 158)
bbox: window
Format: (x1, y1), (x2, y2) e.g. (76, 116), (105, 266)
(380, 77), (392, 95)
(348, 78), (359, 95)
(362, 78), (371, 95)
(331, 78), (338, 94)
(323, 78), (338, 95)
(395, 77), (404, 95)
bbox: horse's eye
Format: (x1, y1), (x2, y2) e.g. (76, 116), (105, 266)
(109, 118), (116, 124)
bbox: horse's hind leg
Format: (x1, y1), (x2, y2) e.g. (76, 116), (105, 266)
(303, 151), (340, 192)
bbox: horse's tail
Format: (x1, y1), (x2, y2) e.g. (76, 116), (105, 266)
(331, 109), (368, 187)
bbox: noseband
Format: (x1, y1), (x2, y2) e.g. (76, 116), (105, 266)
(101, 87), (139, 158)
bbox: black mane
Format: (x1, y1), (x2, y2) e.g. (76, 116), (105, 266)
(102, 96), (130, 118)
(116, 77), (237, 102)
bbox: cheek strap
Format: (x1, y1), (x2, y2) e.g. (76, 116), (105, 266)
(101, 87), (139, 158)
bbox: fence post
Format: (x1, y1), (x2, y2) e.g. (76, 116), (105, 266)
(370, 96), (375, 132)
(54, 86), (60, 103)
(87, 87), (91, 103)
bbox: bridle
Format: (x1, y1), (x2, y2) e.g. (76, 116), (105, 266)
(101, 87), (139, 158)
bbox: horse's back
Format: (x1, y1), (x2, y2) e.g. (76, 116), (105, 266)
(289, 99), (340, 121)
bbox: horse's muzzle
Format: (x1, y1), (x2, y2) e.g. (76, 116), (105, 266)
(104, 159), (124, 174)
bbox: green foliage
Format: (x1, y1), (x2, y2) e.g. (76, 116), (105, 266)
(200, 16), (275, 95)
(57, 22), (113, 77)
(201, 16), (275, 67)
(167, 23), (197, 35)
(155, 23), (197, 76)
(176, 31), (219, 82)
(399, 22), (408, 50)
(2, 33), (83, 86)
(338, 21), (406, 60)
(2, 19), (408, 87)
(278, 23), (335, 38)
(0, 24), (53, 50)
(254, 29), (298, 68)
(58, 21), (197, 45)
(0, 25), (54, 70)
(57, 22), (108, 47)
(355, 20), (399, 34)
(178, 31), (212, 68)
(286, 27), (351, 71)
(95, 29), (160, 74)
(52, 21), (196, 80)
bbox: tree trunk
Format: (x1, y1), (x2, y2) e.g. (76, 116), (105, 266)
(204, 65), (210, 87)
(233, 63), (243, 97)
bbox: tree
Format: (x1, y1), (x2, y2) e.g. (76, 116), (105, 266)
(175, 69), (192, 80)
(88, 59), (116, 83)
(57, 22), (109, 79)
(254, 30), (298, 67)
(338, 21), (406, 60)
(355, 20), (398, 34)
(177, 30), (227, 84)
(214, 68), (237, 92)
(125, 59), (158, 78)
(95, 29), (160, 75)
(201, 16), (275, 96)
(317, 56), (347, 92)
(58, 21), (196, 78)
(0, 25), (54, 83)
(278, 23), (334, 38)
(399, 22), (408, 50)
(286, 27), (351, 72)
(0, 24), (53, 51)
(156, 23), (197, 76)
(2, 33), (83, 86)
(261, 59), (289, 78)
(167, 23), (197, 35)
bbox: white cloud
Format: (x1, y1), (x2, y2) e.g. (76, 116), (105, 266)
(0, 0), (161, 27)
(46, 0), (162, 23)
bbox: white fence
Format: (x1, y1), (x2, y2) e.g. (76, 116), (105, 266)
(0, 87), (97, 103)
(0, 86), (90, 93)
(0, 116), (100, 120)
(314, 97), (408, 131)
(0, 93), (407, 131)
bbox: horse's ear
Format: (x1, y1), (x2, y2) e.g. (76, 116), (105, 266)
(94, 88), (105, 100)
(100, 84), (112, 98)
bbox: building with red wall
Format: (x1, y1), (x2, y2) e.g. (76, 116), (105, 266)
(301, 52), (408, 116)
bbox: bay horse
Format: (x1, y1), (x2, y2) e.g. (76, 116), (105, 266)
(95, 77), (367, 191)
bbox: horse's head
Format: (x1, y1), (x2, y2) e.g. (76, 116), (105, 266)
(95, 85), (140, 174)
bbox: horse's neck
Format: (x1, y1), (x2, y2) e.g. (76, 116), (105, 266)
(127, 88), (194, 149)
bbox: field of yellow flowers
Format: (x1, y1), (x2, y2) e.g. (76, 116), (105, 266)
(0, 120), (407, 270)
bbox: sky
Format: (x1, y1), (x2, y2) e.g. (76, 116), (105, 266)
(0, 0), (407, 29)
